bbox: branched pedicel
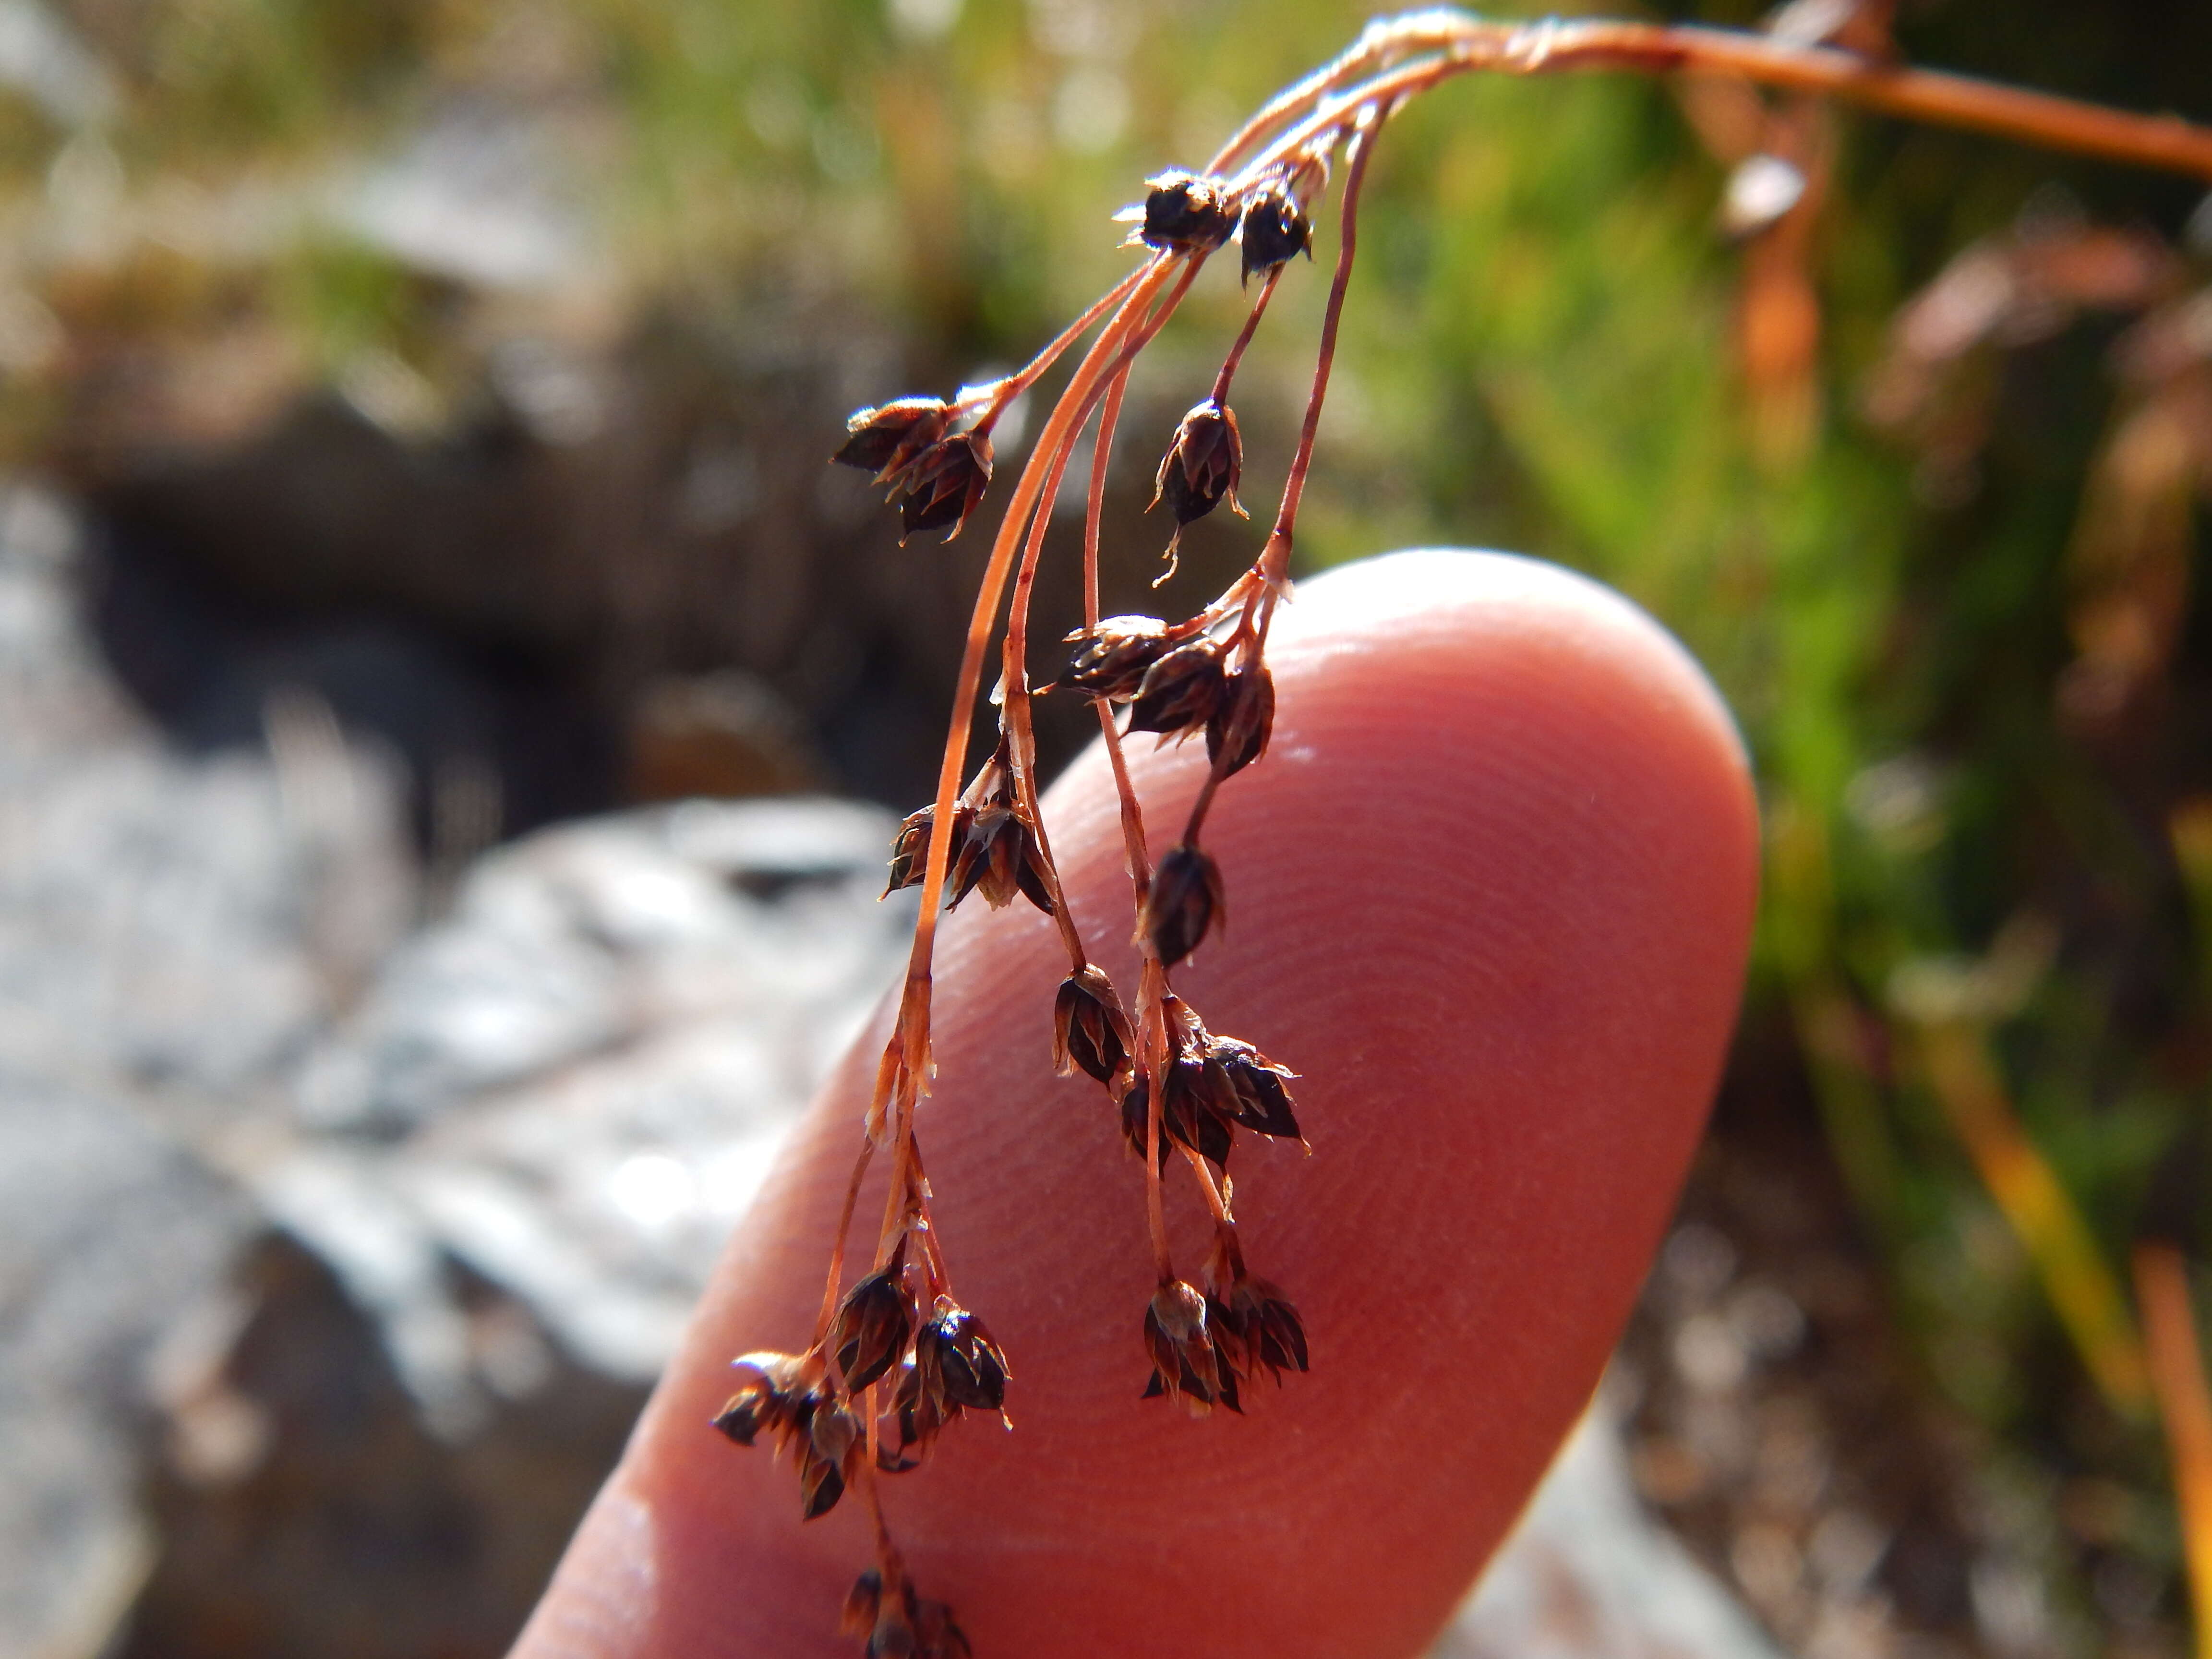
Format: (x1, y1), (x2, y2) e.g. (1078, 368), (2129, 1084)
(709, 10), (2212, 1649)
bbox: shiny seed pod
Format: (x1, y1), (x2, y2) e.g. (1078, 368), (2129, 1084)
(1144, 842), (1225, 966)
(794, 1384), (862, 1519)
(920, 1298), (1010, 1412)
(1142, 1279), (1239, 1415)
(832, 396), (952, 479)
(1151, 398), (1244, 529)
(1205, 659), (1274, 777)
(1239, 182), (1314, 283)
(897, 431), (993, 543)
(1126, 637), (1228, 737)
(1053, 964), (1135, 1086)
(829, 1264), (915, 1392)
(885, 805), (973, 897)
(1134, 169), (1238, 253)
(1117, 1074), (1166, 1169)
(1205, 1033), (1304, 1147)
(1058, 613), (1178, 700)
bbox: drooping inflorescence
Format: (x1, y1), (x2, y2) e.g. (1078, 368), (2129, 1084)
(709, 9), (2212, 1648)
(721, 104), (1357, 1649)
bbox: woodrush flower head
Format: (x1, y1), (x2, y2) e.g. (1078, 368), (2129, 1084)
(800, 1393), (864, 1519)
(713, 1351), (861, 1520)
(1144, 842), (1225, 966)
(1130, 170), (1238, 254)
(883, 1295), (1010, 1471)
(1122, 999), (1301, 1169)
(829, 1258), (917, 1392)
(920, 1296), (1010, 1412)
(1213, 1274), (1310, 1384)
(1239, 181), (1314, 283)
(1054, 964), (1135, 1086)
(883, 742), (1055, 915)
(1125, 635), (1228, 737)
(842, 1571), (974, 1659)
(1142, 1278), (1240, 1415)
(964, 797), (1056, 913)
(884, 805), (962, 897)
(897, 430), (993, 543)
(1204, 1031), (1305, 1148)
(710, 1349), (810, 1447)
(832, 396), (952, 478)
(1058, 613), (1180, 700)
(1206, 659), (1274, 777)
(1151, 398), (1245, 529)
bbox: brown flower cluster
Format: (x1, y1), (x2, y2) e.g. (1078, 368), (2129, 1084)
(1141, 1266), (1309, 1417)
(1116, 995), (1304, 1170)
(832, 396), (995, 544)
(711, 1350), (864, 1520)
(880, 1294), (1012, 1473)
(1053, 964), (1136, 1087)
(1153, 398), (1245, 535)
(844, 1569), (973, 1659)
(713, 1240), (1010, 1536)
(885, 735), (1055, 914)
(1060, 611), (1275, 777)
(767, 80), (1346, 1658)
(736, 10), (2212, 1644)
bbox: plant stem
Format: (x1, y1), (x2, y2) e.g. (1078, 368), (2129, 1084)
(1001, 262), (1205, 971)
(1259, 113), (1379, 588)
(968, 262), (1153, 423)
(1210, 265), (1282, 407)
(1139, 959), (1173, 1284)
(892, 255), (1175, 1097)
(2135, 1241), (2212, 1659)
(1230, 17), (2212, 194)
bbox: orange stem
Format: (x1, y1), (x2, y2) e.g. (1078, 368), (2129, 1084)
(2135, 1241), (2212, 1659)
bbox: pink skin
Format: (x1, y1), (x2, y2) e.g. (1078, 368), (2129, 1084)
(512, 549), (1760, 1659)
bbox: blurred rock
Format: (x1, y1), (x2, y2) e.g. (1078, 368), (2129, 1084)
(262, 795), (914, 1411)
(0, 480), (414, 1659)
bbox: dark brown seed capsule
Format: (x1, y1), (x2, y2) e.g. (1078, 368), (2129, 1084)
(1126, 637), (1228, 737)
(897, 431), (993, 543)
(965, 801), (1056, 914)
(795, 1387), (862, 1519)
(1054, 964), (1135, 1086)
(832, 396), (952, 479)
(886, 805), (973, 897)
(919, 1298), (1010, 1412)
(1247, 1281), (1310, 1378)
(797, 1443), (847, 1519)
(1151, 398), (1244, 528)
(710, 1350), (808, 1446)
(1205, 1033), (1304, 1147)
(829, 1264), (915, 1392)
(1161, 1055), (1235, 1167)
(1144, 842), (1224, 965)
(1239, 182), (1313, 283)
(1134, 170), (1238, 253)
(1142, 1279), (1239, 1415)
(878, 1361), (946, 1472)
(1205, 659), (1274, 777)
(1058, 613), (1178, 699)
(1117, 1073), (1166, 1168)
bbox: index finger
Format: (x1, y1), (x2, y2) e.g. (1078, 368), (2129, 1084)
(513, 548), (1759, 1659)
